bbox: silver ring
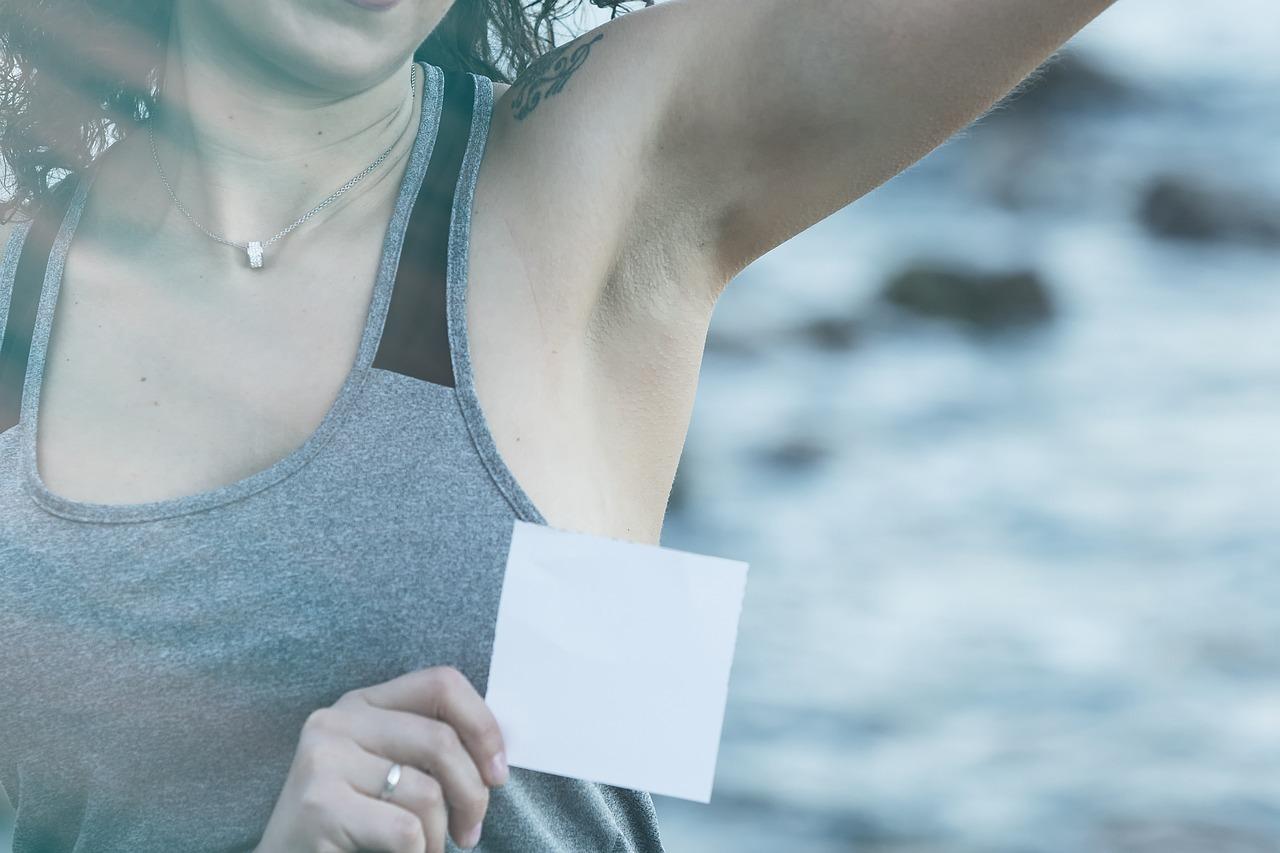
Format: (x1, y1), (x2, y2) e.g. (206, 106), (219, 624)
(379, 762), (402, 801)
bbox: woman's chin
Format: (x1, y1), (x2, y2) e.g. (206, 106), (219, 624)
(190, 0), (442, 94)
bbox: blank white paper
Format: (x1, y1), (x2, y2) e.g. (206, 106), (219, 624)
(484, 520), (749, 803)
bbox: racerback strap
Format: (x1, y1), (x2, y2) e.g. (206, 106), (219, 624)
(372, 67), (478, 389)
(0, 66), (481, 437)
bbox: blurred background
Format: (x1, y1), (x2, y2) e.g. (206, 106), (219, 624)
(573, 1), (1280, 851)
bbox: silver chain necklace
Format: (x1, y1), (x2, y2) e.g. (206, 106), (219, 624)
(147, 63), (417, 271)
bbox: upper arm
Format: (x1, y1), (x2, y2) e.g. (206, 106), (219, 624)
(482, 25), (727, 339)
(479, 0), (1116, 329)
(638, 0), (1119, 284)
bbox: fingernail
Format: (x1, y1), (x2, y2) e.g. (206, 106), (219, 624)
(460, 821), (482, 849)
(489, 751), (509, 786)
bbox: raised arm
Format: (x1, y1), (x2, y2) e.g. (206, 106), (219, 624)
(601, 0), (1120, 293)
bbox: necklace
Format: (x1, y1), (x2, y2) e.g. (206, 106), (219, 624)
(146, 63), (417, 270)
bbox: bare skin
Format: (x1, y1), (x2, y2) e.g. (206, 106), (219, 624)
(5, 0), (1119, 549)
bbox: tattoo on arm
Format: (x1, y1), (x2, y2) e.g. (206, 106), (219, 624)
(510, 32), (605, 121)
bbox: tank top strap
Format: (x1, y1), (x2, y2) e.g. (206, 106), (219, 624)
(0, 176), (83, 433)
(0, 66), (493, 430)
(373, 66), (485, 389)
(376, 65), (545, 525)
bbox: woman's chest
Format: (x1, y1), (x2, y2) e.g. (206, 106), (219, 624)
(0, 461), (519, 849)
(3, 408), (522, 721)
(35, 193), (703, 546)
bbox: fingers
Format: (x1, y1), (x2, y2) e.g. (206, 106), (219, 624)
(341, 666), (510, 788)
(276, 666), (507, 853)
(330, 782), (438, 853)
(341, 704), (491, 848)
(342, 747), (452, 853)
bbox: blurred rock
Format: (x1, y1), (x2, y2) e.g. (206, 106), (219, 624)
(877, 261), (1055, 333)
(1193, 631), (1280, 678)
(707, 312), (862, 355)
(705, 328), (765, 359)
(1097, 818), (1279, 853)
(792, 314), (862, 350)
(754, 435), (830, 472)
(1138, 173), (1280, 247)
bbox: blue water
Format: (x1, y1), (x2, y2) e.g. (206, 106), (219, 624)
(649, 2), (1280, 850)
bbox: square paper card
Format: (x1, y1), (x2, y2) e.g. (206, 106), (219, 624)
(484, 520), (749, 803)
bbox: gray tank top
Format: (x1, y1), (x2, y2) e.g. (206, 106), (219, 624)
(0, 61), (664, 853)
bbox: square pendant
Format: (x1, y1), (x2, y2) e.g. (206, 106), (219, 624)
(247, 241), (264, 269)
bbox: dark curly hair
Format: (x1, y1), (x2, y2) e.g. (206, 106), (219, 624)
(0, 0), (653, 224)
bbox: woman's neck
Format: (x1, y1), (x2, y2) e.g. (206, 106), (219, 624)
(141, 4), (420, 262)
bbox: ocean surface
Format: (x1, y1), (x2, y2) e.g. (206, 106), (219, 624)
(648, 1), (1280, 851)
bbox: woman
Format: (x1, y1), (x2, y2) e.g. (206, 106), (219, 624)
(0, 0), (1118, 851)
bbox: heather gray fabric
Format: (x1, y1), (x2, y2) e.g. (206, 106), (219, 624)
(0, 61), (665, 853)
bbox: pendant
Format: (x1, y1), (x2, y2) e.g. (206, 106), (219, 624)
(247, 241), (264, 269)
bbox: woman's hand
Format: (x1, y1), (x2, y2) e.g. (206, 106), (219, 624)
(254, 666), (510, 853)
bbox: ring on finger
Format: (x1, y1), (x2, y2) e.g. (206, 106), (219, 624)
(379, 761), (402, 802)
